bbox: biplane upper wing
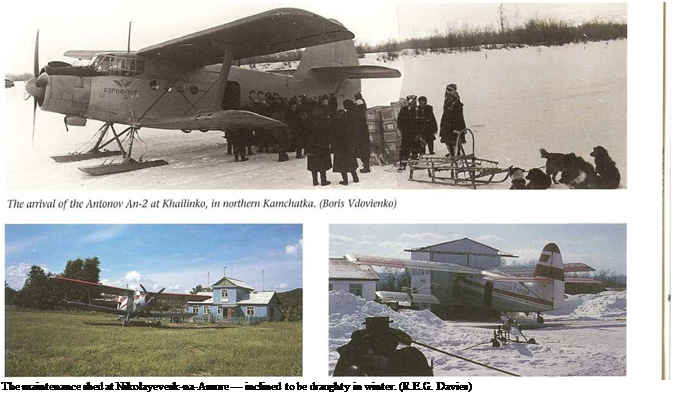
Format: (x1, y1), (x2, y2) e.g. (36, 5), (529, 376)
(152, 292), (211, 303)
(310, 65), (401, 79)
(63, 50), (128, 60)
(141, 110), (287, 131)
(136, 8), (355, 67)
(344, 254), (483, 275)
(495, 262), (596, 277)
(50, 276), (135, 297)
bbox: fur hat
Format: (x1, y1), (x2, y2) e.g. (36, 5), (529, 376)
(406, 94), (417, 102)
(446, 84), (457, 92)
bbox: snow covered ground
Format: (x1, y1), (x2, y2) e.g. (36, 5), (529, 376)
(5, 41), (625, 189)
(329, 289), (626, 376)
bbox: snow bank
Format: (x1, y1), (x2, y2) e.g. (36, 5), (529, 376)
(329, 289), (626, 376)
(546, 290), (626, 320)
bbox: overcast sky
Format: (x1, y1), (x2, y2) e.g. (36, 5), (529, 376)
(2, 1), (626, 74)
(330, 224), (626, 274)
(5, 224), (302, 292)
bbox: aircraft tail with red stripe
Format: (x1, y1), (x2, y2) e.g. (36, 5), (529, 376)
(533, 243), (565, 310)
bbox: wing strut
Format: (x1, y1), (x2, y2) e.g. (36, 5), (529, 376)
(204, 45), (235, 113)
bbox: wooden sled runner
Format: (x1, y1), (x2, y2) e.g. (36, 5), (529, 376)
(408, 129), (510, 189)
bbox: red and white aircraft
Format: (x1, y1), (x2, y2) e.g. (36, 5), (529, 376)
(50, 276), (210, 326)
(345, 243), (600, 323)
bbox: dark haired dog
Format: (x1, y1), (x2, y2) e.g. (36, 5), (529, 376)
(558, 154), (599, 189)
(526, 168), (552, 189)
(539, 149), (566, 183)
(508, 167), (527, 189)
(590, 146), (621, 189)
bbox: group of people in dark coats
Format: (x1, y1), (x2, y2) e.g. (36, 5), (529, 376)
(396, 83), (467, 171)
(226, 90), (371, 186)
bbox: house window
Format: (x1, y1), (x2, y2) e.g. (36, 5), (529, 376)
(217, 307), (224, 316)
(247, 306), (255, 316)
(221, 289), (229, 301)
(349, 283), (363, 297)
(191, 306), (199, 314)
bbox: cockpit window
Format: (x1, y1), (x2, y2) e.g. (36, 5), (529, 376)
(91, 54), (145, 76)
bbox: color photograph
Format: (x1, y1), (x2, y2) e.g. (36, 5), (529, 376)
(329, 224), (626, 376)
(4, 224), (303, 376)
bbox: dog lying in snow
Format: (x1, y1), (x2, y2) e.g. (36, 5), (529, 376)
(590, 146), (621, 189)
(558, 153), (599, 189)
(508, 167), (527, 189)
(526, 168), (552, 189)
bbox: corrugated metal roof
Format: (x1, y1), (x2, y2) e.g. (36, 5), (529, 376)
(237, 291), (277, 305)
(406, 237), (499, 253)
(211, 277), (254, 290)
(329, 258), (380, 281)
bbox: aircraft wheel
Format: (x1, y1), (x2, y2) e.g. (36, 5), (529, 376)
(537, 316), (544, 324)
(181, 129), (192, 134)
(491, 339), (501, 347)
(528, 338), (537, 345)
(199, 128), (209, 133)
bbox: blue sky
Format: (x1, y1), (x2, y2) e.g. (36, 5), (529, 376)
(330, 224), (626, 275)
(5, 224), (302, 292)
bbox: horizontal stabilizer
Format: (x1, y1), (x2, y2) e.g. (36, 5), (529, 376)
(564, 277), (603, 284)
(564, 262), (596, 273)
(310, 65), (401, 79)
(143, 110), (286, 131)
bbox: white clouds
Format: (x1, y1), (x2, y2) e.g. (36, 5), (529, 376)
(80, 225), (127, 243)
(330, 234), (355, 244)
(285, 239), (303, 256)
(5, 263), (52, 290)
(124, 271), (145, 283)
(5, 234), (53, 256)
(475, 234), (502, 242)
(357, 240), (374, 246)
(397, 232), (444, 241)
(274, 283), (289, 291)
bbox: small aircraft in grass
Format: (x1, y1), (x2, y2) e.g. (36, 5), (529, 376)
(24, 8), (400, 176)
(50, 276), (211, 326)
(345, 243), (601, 324)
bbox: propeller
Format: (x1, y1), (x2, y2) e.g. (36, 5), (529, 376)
(24, 30), (45, 147)
(140, 284), (165, 305)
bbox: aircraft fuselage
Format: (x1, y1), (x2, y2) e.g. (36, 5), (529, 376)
(36, 52), (361, 130)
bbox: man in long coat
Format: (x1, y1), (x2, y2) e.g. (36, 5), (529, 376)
(439, 84), (466, 157)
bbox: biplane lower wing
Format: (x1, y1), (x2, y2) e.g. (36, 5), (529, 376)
(564, 277), (603, 284)
(309, 65), (402, 79)
(67, 301), (127, 315)
(142, 110), (286, 131)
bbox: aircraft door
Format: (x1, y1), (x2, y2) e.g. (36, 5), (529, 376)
(221, 81), (241, 110)
(484, 282), (493, 307)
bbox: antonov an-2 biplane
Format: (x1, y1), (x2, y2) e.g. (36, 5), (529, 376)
(24, 8), (400, 175)
(50, 276), (211, 326)
(346, 243), (601, 324)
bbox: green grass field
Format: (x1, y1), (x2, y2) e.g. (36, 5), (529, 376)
(5, 308), (302, 377)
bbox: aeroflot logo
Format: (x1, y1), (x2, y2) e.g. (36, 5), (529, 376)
(113, 79), (133, 88)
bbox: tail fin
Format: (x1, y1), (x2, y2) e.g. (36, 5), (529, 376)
(540, 149), (550, 159)
(117, 296), (130, 312)
(533, 243), (565, 309)
(294, 39), (359, 79)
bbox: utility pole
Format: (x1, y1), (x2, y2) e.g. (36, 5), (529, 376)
(262, 270), (265, 291)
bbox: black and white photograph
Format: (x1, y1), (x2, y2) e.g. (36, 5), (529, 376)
(4, 2), (625, 189)
(329, 224), (627, 376)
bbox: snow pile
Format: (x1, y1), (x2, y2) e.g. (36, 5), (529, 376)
(329, 289), (452, 350)
(546, 290), (626, 320)
(329, 289), (626, 376)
